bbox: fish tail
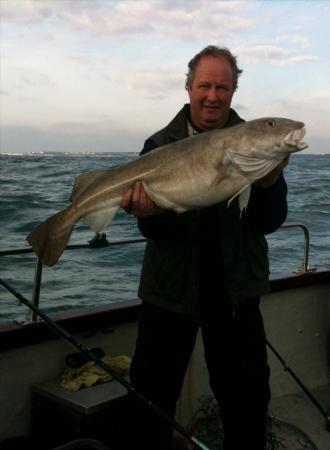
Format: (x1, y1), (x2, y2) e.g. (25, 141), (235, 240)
(26, 207), (75, 266)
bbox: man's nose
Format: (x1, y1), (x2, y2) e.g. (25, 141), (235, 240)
(206, 87), (217, 102)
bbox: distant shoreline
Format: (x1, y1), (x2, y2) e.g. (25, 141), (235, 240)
(1, 151), (328, 157)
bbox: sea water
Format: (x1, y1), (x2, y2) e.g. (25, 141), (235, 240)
(1, 153), (329, 321)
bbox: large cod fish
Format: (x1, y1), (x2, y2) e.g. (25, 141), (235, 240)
(27, 117), (307, 266)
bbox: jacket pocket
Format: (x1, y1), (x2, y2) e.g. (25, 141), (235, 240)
(246, 235), (270, 279)
(140, 240), (194, 301)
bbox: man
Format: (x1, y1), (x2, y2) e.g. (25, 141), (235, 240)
(121, 46), (288, 450)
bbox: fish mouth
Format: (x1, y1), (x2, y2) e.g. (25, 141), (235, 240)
(284, 126), (308, 152)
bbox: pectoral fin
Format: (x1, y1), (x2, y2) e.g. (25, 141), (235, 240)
(226, 150), (277, 180)
(238, 185), (251, 216)
(227, 184), (251, 216)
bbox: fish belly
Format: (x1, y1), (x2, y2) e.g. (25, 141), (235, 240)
(142, 158), (247, 213)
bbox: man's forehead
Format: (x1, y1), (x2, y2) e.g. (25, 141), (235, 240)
(194, 57), (234, 82)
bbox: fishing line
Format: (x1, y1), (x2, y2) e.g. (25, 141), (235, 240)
(266, 339), (330, 429)
(0, 278), (209, 450)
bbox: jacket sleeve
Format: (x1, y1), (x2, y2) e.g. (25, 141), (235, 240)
(242, 172), (288, 235)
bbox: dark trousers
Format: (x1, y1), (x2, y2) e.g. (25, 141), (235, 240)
(128, 297), (270, 450)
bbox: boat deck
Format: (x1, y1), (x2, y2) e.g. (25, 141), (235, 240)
(270, 383), (330, 450)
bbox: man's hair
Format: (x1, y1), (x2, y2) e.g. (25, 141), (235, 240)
(185, 45), (243, 91)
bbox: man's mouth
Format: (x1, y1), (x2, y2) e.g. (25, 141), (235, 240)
(203, 105), (220, 111)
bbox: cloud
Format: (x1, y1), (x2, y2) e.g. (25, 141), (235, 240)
(0, 120), (147, 153)
(2, 1), (328, 154)
(19, 73), (53, 88)
(232, 102), (250, 113)
(1, 0), (54, 24)
(101, 1), (259, 40)
(274, 34), (312, 50)
(285, 55), (319, 65)
(236, 45), (318, 65)
(2, 1), (317, 64)
(1, 0), (261, 40)
(117, 70), (184, 100)
(85, 1), (267, 41)
(244, 93), (330, 143)
(275, 96), (330, 134)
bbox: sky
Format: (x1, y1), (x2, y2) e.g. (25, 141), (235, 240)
(1, 0), (330, 154)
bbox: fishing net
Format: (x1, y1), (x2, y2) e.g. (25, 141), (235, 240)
(188, 394), (318, 450)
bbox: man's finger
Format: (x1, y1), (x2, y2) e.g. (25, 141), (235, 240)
(140, 183), (151, 210)
(120, 187), (133, 209)
(132, 181), (142, 207)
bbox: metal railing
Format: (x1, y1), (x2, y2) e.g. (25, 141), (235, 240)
(0, 222), (312, 323)
(278, 222), (313, 273)
(0, 235), (146, 323)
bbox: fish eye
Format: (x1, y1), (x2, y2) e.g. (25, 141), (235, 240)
(266, 120), (276, 128)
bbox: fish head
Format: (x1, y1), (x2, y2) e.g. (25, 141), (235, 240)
(283, 122), (308, 152)
(244, 117), (308, 160)
(219, 117), (308, 183)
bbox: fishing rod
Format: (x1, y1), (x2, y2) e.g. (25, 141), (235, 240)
(266, 339), (330, 430)
(0, 278), (209, 450)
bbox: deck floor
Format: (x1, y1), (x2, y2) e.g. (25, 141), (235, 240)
(269, 384), (330, 450)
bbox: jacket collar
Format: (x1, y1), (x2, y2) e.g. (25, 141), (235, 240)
(165, 104), (244, 142)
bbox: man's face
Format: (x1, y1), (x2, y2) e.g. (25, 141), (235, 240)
(187, 56), (235, 130)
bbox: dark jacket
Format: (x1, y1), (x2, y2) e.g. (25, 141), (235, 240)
(137, 105), (287, 315)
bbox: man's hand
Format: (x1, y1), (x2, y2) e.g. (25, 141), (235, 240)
(120, 181), (165, 217)
(254, 156), (289, 189)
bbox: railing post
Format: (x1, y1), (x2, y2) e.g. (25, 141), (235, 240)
(280, 222), (312, 273)
(26, 257), (43, 323)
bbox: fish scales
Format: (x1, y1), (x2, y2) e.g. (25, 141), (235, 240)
(26, 117), (307, 266)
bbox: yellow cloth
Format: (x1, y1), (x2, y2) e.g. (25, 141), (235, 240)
(61, 355), (131, 391)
